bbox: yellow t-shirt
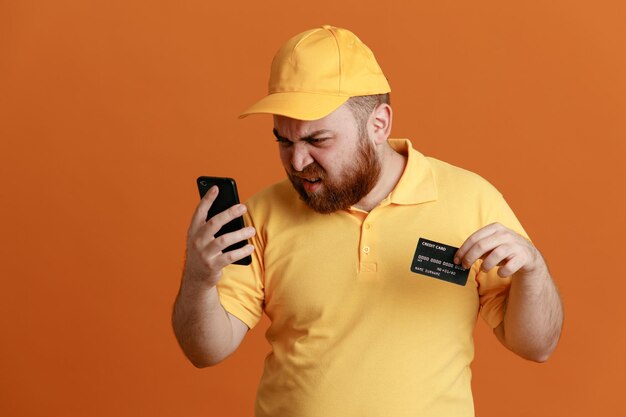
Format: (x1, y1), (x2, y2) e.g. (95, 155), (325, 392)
(217, 139), (528, 417)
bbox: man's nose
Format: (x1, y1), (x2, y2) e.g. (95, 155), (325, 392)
(290, 143), (313, 172)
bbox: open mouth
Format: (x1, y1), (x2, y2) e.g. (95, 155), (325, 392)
(302, 178), (321, 184)
(298, 176), (322, 193)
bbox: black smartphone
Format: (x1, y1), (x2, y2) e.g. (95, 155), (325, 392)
(196, 176), (251, 266)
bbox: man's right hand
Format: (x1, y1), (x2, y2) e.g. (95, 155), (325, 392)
(183, 185), (256, 288)
(172, 185), (253, 367)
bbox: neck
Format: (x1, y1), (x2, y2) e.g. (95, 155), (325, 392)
(353, 144), (407, 212)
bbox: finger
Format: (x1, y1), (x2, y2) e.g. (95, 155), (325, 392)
(212, 244), (255, 270)
(201, 203), (248, 238)
(480, 244), (514, 272)
(190, 186), (219, 231)
(454, 223), (502, 264)
(206, 226), (256, 257)
(496, 254), (525, 277)
(457, 232), (509, 269)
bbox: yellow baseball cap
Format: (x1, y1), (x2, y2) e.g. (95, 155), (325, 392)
(239, 25), (391, 121)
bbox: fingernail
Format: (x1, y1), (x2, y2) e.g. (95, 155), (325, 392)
(453, 257), (459, 265)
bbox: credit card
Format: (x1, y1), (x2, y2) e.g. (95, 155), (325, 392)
(410, 238), (469, 286)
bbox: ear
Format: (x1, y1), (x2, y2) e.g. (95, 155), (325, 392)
(368, 103), (393, 145)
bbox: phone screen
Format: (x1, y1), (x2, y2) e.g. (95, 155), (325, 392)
(196, 176), (251, 266)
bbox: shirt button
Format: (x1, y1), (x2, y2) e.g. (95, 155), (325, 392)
(363, 246), (370, 254)
(364, 223), (371, 230)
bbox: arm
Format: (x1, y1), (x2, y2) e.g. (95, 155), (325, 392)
(454, 223), (563, 362)
(172, 186), (256, 367)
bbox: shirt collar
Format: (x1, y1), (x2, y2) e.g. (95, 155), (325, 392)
(387, 138), (438, 205)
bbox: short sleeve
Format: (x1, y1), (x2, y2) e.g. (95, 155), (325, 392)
(216, 210), (265, 329)
(477, 195), (530, 328)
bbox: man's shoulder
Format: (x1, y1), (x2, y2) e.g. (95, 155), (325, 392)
(245, 179), (299, 211)
(395, 139), (502, 199)
(424, 155), (503, 199)
(243, 179), (309, 231)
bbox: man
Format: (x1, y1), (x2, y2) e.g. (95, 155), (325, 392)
(172, 25), (563, 416)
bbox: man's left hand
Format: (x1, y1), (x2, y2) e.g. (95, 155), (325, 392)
(453, 222), (543, 278)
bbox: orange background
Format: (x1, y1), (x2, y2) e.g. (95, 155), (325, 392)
(1, 1), (625, 416)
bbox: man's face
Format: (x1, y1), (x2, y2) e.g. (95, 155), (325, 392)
(273, 103), (381, 213)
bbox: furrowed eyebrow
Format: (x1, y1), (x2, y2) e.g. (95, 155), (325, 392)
(272, 128), (284, 140)
(272, 128), (333, 142)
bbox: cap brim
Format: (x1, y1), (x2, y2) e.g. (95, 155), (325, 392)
(239, 92), (349, 121)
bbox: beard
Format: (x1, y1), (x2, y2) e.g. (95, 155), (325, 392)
(286, 134), (382, 214)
